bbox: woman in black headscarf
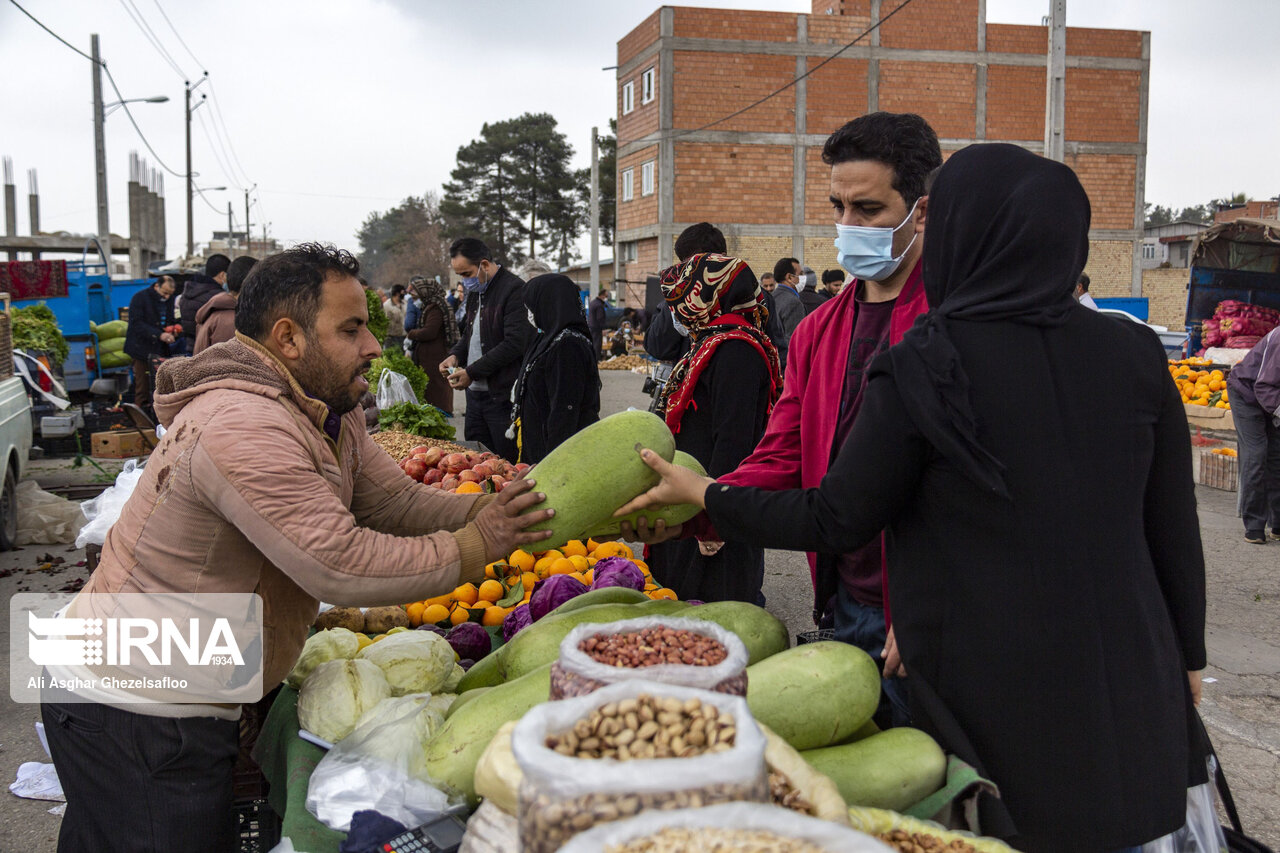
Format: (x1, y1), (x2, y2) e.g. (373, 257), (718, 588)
(507, 274), (600, 463)
(619, 145), (1207, 852)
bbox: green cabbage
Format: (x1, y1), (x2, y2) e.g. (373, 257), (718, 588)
(286, 627), (360, 689)
(356, 630), (457, 696)
(441, 663), (465, 694)
(297, 658), (391, 743)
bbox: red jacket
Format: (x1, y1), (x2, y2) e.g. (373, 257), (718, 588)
(700, 259), (929, 617)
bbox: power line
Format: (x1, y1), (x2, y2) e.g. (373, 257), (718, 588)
(671, 0), (921, 138)
(148, 0), (203, 71)
(194, 186), (225, 215)
(195, 108), (243, 191)
(207, 82), (254, 188)
(113, 0), (187, 79)
(7, 0), (95, 62)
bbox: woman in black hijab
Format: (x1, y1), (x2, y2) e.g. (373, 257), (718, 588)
(619, 145), (1208, 852)
(507, 274), (600, 463)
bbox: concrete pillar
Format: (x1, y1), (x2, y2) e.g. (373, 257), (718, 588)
(657, 7), (676, 270)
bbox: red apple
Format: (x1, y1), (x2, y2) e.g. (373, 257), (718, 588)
(403, 459), (428, 481)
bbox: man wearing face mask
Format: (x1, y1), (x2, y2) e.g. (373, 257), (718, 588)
(441, 237), (529, 461)
(656, 113), (940, 728)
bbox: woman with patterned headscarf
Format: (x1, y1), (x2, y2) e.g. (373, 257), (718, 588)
(405, 275), (461, 415)
(648, 253), (783, 603)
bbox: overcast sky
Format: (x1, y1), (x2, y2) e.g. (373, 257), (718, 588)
(1, 0), (1276, 263)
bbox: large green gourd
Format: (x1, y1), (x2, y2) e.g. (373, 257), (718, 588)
(745, 641), (880, 750)
(582, 451), (708, 539)
(522, 410), (675, 550)
(801, 728), (947, 812)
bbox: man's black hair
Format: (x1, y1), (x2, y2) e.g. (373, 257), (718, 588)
(821, 112), (942, 206)
(391, 284), (406, 297)
(449, 237), (493, 266)
(206, 253), (231, 279)
(226, 255), (257, 294)
(760, 273), (776, 282)
(674, 222), (727, 261)
(821, 269), (845, 285)
(1077, 273), (1091, 292)
(236, 242), (360, 341)
(772, 257), (800, 284)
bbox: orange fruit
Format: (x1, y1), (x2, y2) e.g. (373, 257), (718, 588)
(548, 557), (577, 576)
(586, 557), (600, 567)
(406, 601), (426, 628)
(453, 582), (479, 606)
(632, 559), (650, 574)
(422, 603), (450, 625)
(478, 579), (505, 603)
(449, 604), (471, 625)
(425, 592), (455, 609)
(586, 538), (602, 552)
(482, 605), (508, 627)
(484, 561), (507, 580)
(508, 549), (536, 572)
(648, 587), (677, 600)
(537, 548), (564, 562)
(569, 571), (588, 585)
(520, 571), (539, 594)
(644, 581), (659, 592)
(568, 555), (590, 573)
(454, 481), (483, 494)
(561, 540), (588, 558)
(582, 568), (594, 586)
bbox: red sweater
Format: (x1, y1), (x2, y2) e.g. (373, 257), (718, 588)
(693, 259), (929, 616)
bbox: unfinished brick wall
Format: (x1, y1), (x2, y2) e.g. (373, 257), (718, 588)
(1066, 153), (1138, 230)
(1143, 267), (1191, 328)
(723, 234), (794, 284)
(673, 143), (794, 225)
(672, 52), (797, 133)
(618, 55), (661, 143)
(1083, 241), (1135, 298)
(617, 145), (660, 233)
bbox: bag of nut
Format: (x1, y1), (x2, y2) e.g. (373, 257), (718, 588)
(510, 680), (770, 853)
(550, 617), (750, 700)
(555, 802), (895, 852)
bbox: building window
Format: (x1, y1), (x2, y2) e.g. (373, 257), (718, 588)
(621, 168), (634, 202)
(1142, 243), (1156, 260)
(641, 68), (655, 104)
(622, 81), (634, 115)
(619, 242), (638, 263)
(641, 161), (655, 196)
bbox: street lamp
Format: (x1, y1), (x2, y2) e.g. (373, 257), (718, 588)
(103, 95), (169, 117)
(185, 72), (210, 258)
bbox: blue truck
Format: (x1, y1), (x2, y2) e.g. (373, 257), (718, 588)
(1184, 218), (1280, 354)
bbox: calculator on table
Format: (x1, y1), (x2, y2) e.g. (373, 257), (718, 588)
(380, 812), (467, 853)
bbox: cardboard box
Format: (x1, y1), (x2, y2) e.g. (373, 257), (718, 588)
(1184, 402), (1235, 433)
(90, 430), (151, 459)
(1198, 449), (1239, 491)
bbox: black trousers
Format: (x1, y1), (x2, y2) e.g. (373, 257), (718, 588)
(464, 387), (517, 461)
(41, 700), (239, 853)
(1234, 400), (1280, 534)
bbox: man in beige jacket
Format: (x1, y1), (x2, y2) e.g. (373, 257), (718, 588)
(40, 243), (553, 852)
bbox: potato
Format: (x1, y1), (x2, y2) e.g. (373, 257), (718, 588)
(363, 605), (410, 634)
(315, 606), (365, 633)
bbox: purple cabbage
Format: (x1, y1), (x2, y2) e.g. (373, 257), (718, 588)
(590, 557), (645, 592)
(686, 600), (705, 606)
(529, 575), (589, 621)
(502, 603), (533, 642)
(445, 621), (491, 662)
(458, 658), (476, 671)
(416, 624), (448, 637)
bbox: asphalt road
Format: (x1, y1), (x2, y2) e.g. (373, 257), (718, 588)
(0, 368), (1275, 850)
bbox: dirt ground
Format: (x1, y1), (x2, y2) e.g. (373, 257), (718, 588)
(0, 369), (1275, 850)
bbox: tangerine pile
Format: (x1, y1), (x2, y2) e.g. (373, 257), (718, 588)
(1168, 361), (1231, 409)
(402, 539), (677, 630)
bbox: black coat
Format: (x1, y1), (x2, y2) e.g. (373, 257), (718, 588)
(799, 285), (828, 316)
(124, 287), (175, 360)
(515, 335), (600, 463)
(650, 338), (771, 603)
(643, 305), (691, 362)
(178, 275), (223, 341)
(449, 267), (529, 396)
(706, 310), (1207, 852)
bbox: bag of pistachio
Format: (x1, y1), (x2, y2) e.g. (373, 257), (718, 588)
(510, 680), (769, 853)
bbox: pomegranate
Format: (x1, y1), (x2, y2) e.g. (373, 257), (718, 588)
(403, 459), (428, 481)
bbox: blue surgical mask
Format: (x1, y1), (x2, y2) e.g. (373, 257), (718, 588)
(671, 312), (690, 337)
(834, 199), (920, 282)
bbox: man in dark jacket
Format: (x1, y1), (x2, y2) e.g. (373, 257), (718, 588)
(178, 254), (230, 352)
(770, 257), (807, 370)
(441, 237), (528, 460)
(798, 267), (827, 315)
(1226, 327), (1280, 544)
(587, 287), (609, 361)
(124, 275), (176, 411)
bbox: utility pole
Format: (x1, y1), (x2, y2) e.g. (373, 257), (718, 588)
(185, 73), (208, 259)
(91, 34), (111, 270)
(589, 126), (600, 300)
(1043, 0), (1067, 162)
(244, 184), (255, 257)
(226, 202), (233, 250)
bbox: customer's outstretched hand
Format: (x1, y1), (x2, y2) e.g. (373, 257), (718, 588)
(614, 446), (715, 517)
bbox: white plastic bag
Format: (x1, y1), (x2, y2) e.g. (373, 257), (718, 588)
(74, 459), (145, 549)
(1138, 756), (1229, 853)
(558, 802), (894, 852)
(376, 368), (419, 408)
(512, 680), (769, 853)
(551, 617), (749, 699)
(16, 482), (87, 545)
(305, 692), (458, 832)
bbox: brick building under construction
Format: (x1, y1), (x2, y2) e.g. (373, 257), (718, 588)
(613, 0), (1150, 309)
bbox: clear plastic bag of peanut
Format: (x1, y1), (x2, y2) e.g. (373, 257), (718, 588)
(550, 617), (750, 700)
(511, 680), (769, 853)
(556, 802), (896, 852)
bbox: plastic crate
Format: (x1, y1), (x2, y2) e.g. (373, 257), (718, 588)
(1198, 449), (1239, 491)
(235, 797), (281, 853)
(796, 629), (835, 645)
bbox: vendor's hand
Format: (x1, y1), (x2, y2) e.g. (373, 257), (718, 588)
(473, 478), (553, 560)
(438, 355), (458, 378)
(881, 626), (906, 678)
(614, 446), (715, 516)
(619, 517), (683, 545)
(698, 540), (724, 557)
(160, 332), (175, 344)
(1188, 670), (1202, 706)
(447, 368), (473, 390)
